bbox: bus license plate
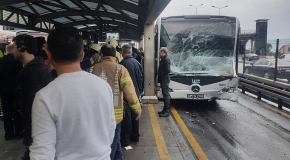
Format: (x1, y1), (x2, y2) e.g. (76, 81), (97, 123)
(187, 94), (204, 99)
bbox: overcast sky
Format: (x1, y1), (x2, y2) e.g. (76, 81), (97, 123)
(160, 0), (290, 41)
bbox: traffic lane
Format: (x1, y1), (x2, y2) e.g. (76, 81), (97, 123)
(171, 98), (290, 160)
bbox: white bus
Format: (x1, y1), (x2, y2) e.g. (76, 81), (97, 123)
(16, 30), (48, 39)
(0, 30), (16, 43)
(155, 15), (240, 101)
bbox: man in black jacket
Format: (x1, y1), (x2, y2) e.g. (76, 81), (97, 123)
(120, 44), (144, 147)
(157, 47), (171, 117)
(0, 44), (23, 140)
(11, 34), (53, 160)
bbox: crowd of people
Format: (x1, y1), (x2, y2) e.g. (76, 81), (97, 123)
(0, 27), (171, 160)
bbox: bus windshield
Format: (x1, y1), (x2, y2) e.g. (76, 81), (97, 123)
(161, 19), (236, 76)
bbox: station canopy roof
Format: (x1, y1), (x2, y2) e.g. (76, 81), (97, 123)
(0, 0), (170, 41)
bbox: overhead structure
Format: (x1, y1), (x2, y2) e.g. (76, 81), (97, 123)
(0, 0), (170, 41)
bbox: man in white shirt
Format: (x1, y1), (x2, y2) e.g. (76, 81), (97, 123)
(29, 27), (116, 160)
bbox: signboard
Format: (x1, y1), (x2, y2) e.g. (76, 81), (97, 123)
(106, 32), (119, 40)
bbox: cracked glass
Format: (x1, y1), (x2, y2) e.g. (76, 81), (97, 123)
(160, 19), (236, 76)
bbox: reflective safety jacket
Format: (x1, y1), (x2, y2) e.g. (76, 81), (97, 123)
(0, 50), (5, 58)
(89, 56), (141, 124)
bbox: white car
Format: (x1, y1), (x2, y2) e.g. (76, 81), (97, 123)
(279, 54), (290, 62)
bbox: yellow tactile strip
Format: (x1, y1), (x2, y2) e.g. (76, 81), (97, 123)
(171, 106), (208, 160)
(148, 104), (170, 160)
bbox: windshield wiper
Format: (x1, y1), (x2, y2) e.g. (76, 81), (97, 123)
(180, 72), (208, 75)
(169, 72), (186, 77)
(169, 72), (208, 77)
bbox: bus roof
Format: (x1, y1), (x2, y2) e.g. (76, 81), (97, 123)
(161, 15), (237, 21)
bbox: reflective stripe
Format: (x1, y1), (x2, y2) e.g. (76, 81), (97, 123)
(130, 102), (140, 110)
(115, 114), (123, 119)
(114, 65), (121, 95)
(88, 66), (94, 73)
(114, 108), (123, 114)
(115, 113), (123, 116)
(115, 117), (123, 121)
(120, 77), (132, 85)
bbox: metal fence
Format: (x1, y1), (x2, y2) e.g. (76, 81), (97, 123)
(239, 39), (290, 83)
(239, 39), (290, 111)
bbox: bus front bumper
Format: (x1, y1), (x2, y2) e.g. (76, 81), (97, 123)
(156, 89), (239, 101)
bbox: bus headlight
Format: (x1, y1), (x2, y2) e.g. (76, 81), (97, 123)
(219, 87), (237, 93)
(219, 87), (229, 92)
(228, 87), (238, 93)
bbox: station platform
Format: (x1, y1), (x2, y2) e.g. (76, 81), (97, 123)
(0, 102), (197, 160)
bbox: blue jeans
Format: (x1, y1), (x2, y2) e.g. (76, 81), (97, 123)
(110, 123), (123, 160)
(160, 82), (170, 110)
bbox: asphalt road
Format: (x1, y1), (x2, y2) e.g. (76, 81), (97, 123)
(171, 95), (290, 160)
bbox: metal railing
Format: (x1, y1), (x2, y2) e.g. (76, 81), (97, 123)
(238, 73), (290, 110)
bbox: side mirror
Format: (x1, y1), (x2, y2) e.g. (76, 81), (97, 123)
(250, 62), (254, 65)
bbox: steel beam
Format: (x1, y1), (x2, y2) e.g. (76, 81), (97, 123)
(85, 0), (147, 16)
(36, 11), (140, 26)
(61, 20), (141, 32)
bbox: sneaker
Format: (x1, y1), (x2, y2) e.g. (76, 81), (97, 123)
(159, 112), (170, 117)
(121, 141), (130, 147)
(158, 110), (165, 114)
(158, 107), (165, 114)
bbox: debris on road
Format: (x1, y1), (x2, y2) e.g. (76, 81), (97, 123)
(124, 146), (133, 150)
(190, 113), (196, 118)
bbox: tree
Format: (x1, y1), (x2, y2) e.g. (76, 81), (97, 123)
(266, 43), (273, 56)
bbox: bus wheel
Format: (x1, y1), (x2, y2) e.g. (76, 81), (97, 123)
(208, 98), (217, 106)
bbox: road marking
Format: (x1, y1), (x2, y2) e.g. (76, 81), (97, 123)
(147, 104), (170, 160)
(171, 106), (208, 160)
(240, 93), (290, 119)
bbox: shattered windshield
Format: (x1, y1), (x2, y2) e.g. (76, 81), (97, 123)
(161, 19), (236, 76)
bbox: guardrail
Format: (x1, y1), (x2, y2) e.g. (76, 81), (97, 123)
(238, 73), (290, 110)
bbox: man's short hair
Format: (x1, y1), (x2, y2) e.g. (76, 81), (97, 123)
(121, 44), (132, 54)
(47, 27), (83, 63)
(35, 37), (46, 50)
(160, 47), (168, 54)
(101, 44), (116, 57)
(13, 34), (37, 55)
(132, 47), (138, 53)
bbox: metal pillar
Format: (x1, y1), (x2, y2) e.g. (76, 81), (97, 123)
(251, 39), (254, 52)
(142, 24), (158, 104)
(255, 19), (269, 56)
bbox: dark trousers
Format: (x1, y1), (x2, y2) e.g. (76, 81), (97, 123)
(121, 103), (139, 147)
(160, 82), (170, 111)
(110, 123), (123, 160)
(1, 93), (23, 139)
